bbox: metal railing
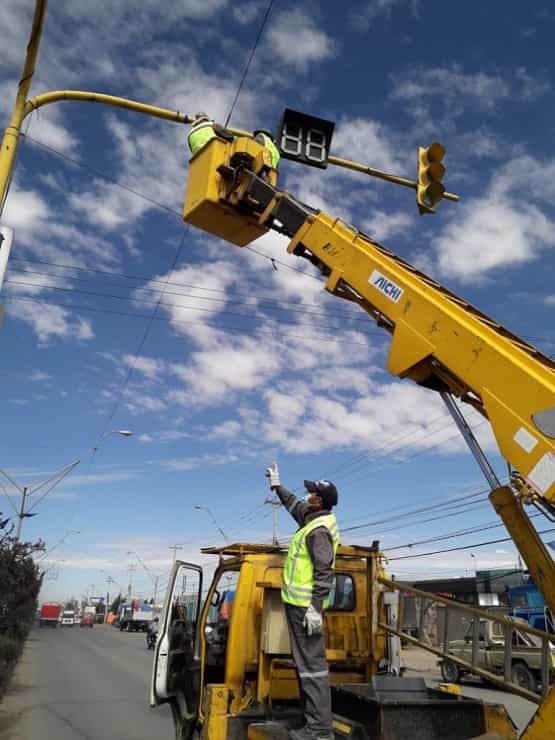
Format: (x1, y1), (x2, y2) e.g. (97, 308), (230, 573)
(378, 577), (554, 705)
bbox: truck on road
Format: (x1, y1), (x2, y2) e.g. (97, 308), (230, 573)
(60, 609), (76, 627)
(440, 618), (555, 694)
(118, 600), (153, 632)
(39, 603), (62, 628)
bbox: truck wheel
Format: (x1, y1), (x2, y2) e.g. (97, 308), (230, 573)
(440, 660), (461, 683)
(511, 662), (536, 693)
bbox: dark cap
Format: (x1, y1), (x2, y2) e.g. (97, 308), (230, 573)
(304, 479), (338, 509)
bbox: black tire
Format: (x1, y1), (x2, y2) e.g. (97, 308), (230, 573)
(90, 623), (93, 628)
(511, 662), (537, 693)
(440, 659), (461, 683)
(126, 622), (132, 633)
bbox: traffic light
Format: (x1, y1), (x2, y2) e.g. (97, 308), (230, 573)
(417, 142), (446, 214)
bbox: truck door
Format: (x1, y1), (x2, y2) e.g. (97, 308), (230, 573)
(150, 561), (203, 740)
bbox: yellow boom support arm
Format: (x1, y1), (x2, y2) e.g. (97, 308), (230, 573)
(184, 136), (555, 503)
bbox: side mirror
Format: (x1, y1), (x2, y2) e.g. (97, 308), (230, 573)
(210, 589), (222, 609)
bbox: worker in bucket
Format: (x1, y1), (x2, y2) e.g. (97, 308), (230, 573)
(265, 463), (339, 740)
(187, 112), (233, 155)
(253, 128), (281, 169)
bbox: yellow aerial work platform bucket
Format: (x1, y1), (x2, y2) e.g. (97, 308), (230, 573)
(183, 135), (278, 247)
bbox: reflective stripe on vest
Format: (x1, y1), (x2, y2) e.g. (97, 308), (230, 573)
(281, 513), (339, 608)
(188, 121), (216, 154)
(258, 133), (280, 168)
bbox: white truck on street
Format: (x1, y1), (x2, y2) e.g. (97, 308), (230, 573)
(118, 600), (153, 632)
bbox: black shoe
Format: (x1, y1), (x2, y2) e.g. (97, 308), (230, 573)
(289, 727), (333, 740)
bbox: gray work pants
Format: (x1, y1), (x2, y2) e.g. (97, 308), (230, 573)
(284, 603), (332, 732)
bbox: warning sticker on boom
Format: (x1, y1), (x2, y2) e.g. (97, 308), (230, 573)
(369, 270), (404, 303)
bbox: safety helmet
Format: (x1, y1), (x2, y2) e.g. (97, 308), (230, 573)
(304, 479), (338, 509)
(253, 128), (276, 141)
(194, 112), (211, 123)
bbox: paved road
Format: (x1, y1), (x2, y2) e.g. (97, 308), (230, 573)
(0, 624), (173, 740)
(0, 629), (540, 739)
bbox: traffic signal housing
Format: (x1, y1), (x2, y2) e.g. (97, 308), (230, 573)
(417, 142), (446, 214)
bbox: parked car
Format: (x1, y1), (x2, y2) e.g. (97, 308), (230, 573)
(439, 617), (555, 694)
(80, 613), (95, 628)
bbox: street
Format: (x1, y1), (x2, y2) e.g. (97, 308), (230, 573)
(0, 629), (540, 739)
(0, 624), (173, 740)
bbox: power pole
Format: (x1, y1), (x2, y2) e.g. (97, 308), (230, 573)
(127, 564), (136, 602)
(153, 575), (159, 605)
(15, 487), (29, 541)
(105, 576), (115, 622)
(169, 544), (183, 566)
(264, 496), (280, 545)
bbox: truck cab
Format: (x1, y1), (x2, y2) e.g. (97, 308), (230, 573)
(151, 544), (516, 740)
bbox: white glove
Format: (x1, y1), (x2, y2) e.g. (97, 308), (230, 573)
(265, 462), (281, 489)
(303, 604), (323, 636)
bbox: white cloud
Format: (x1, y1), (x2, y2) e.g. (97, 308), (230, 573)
(28, 370), (51, 382)
(429, 154), (555, 281)
(232, 1), (263, 25)
(390, 65), (551, 125)
(544, 295), (555, 306)
(332, 117), (403, 173)
(350, 0), (420, 30)
(362, 210), (413, 242)
(123, 354), (165, 380)
(266, 9), (336, 71)
(160, 453), (239, 471)
(6, 299), (94, 344)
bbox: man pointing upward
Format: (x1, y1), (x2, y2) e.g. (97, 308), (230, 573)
(265, 463), (339, 740)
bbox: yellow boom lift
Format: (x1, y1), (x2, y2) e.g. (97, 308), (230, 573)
(150, 111), (554, 740)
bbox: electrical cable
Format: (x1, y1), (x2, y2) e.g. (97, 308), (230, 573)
(4, 277), (381, 336)
(4, 294), (370, 349)
(9, 264), (372, 326)
(21, 133), (322, 283)
(382, 513), (541, 552)
(225, 0), (277, 127)
(96, 229), (188, 439)
(387, 527), (555, 561)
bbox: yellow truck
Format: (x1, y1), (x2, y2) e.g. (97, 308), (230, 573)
(151, 544), (517, 740)
(149, 123), (555, 740)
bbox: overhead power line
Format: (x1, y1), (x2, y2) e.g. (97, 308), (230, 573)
(225, 0), (277, 127)
(21, 133), (322, 283)
(387, 527), (555, 561)
(5, 294), (370, 349)
(4, 275), (381, 336)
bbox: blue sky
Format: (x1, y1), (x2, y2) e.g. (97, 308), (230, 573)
(1, 0), (554, 603)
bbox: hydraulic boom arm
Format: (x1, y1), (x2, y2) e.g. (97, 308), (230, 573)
(185, 136), (555, 504)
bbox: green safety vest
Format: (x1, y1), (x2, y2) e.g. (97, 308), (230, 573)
(282, 513), (339, 608)
(257, 133), (280, 169)
(188, 121), (216, 155)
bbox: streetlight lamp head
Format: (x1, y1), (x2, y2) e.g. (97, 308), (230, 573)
(117, 430), (133, 437)
(193, 505), (203, 510)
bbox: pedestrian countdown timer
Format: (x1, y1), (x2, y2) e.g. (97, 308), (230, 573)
(277, 109), (335, 169)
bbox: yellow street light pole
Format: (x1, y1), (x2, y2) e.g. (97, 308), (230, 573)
(0, 0), (48, 216)
(0, 0), (458, 229)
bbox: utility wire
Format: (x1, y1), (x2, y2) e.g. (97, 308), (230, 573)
(21, 133), (321, 283)
(96, 230), (187, 438)
(5, 295), (370, 349)
(224, 0), (277, 127)
(387, 527), (555, 561)
(9, 257), (362, 320)
(4, 277), (380, 336)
